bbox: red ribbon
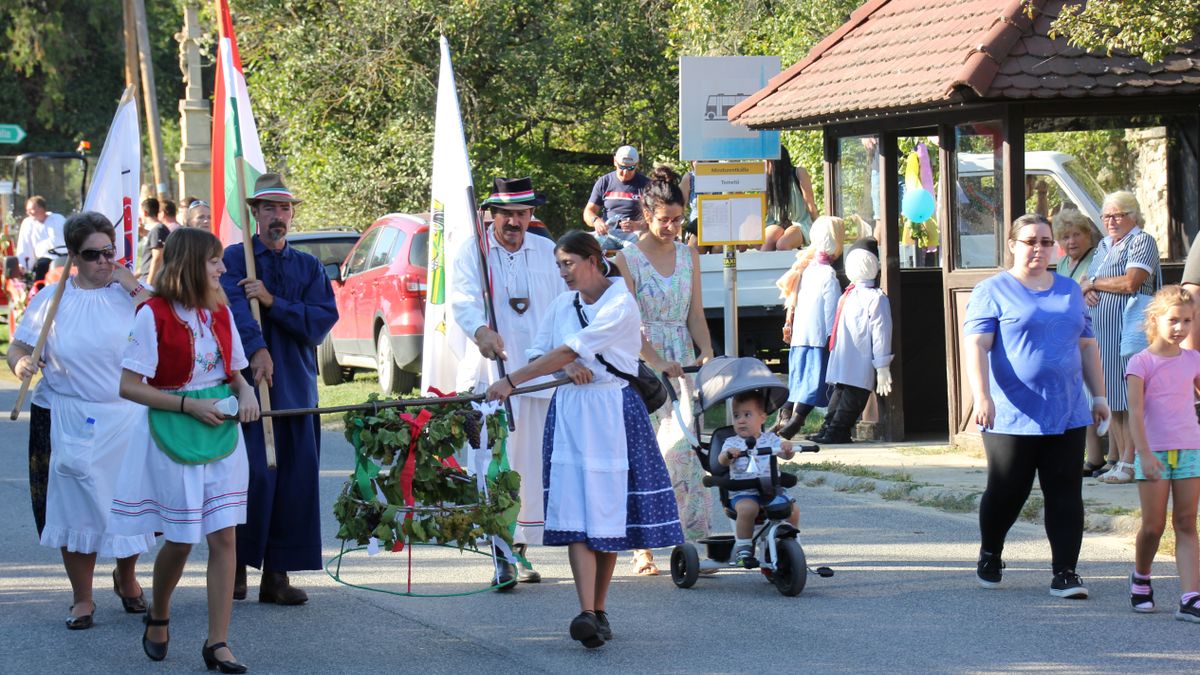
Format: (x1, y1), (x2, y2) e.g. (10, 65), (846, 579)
(393, 408), (432, 552)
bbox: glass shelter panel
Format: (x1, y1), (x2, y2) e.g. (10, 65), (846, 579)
(836, 135), (881, 243)
(897, 134), (941, 269)
(954, 122), (1004, 269)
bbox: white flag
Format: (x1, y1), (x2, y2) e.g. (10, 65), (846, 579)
(421, 36), (480, 395)
(83, 86), (140, 268)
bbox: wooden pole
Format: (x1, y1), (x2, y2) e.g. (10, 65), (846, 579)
(10, 256), (74, 420)
(122, 0), (140, 92)
(249, 378), (570, 419)
(234, 161), (277, 469)
(132, 0), (170, 200)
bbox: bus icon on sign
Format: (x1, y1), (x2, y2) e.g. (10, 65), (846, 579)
(704, 93), (748, 121)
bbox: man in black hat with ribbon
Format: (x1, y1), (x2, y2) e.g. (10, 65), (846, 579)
(221, 172), (339, 605)
(451, 176), (565, 588)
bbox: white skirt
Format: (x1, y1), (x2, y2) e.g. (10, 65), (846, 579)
(40, 391), (156, 557)
(107, 407), (249, 552)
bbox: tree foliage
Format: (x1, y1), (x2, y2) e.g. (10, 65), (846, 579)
(1045, 0), (1200, 65)
(227, 0), (859, 231)
(0, 1), (184, 174)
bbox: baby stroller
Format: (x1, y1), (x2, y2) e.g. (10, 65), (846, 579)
(664, 356), (833, 597)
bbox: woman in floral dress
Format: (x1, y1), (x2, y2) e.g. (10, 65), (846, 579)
(613, 166), (714, 575)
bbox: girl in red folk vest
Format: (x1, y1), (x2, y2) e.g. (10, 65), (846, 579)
(107, 228), (259, 673)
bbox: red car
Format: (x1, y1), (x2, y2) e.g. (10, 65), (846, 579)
(319, 213), (428, 394)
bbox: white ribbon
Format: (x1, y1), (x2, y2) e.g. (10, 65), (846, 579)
(468, 400), (516, 571)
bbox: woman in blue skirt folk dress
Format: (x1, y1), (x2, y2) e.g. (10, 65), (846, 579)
(488, 231), (683, 649)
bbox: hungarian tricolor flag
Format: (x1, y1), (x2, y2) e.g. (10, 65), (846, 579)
(211, 0), (266, 248)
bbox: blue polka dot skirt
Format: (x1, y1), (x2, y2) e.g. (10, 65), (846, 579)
(542, 386), (685, 551)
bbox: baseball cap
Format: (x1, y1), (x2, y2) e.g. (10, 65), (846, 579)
(614, 145), (639, 167)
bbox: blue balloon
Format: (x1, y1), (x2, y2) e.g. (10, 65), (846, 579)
(902, 187), (936, 224)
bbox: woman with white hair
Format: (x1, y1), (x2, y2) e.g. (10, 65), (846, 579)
(1054, 209), (1107, 476)
(776, 216), (844, 439)
(1079, 191), (1161, 484)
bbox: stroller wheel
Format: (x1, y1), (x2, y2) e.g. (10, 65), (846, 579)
(670, 544), (700, 589)
(773, 539), (807, 597)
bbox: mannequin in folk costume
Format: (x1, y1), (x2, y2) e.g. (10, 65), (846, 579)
(775, 216), (844, 439)
(809, 248), (893, 444)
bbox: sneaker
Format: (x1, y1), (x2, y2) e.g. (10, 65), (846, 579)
(594, 610), (612, 641)
(1177, 596), (1200, 623)
(977, 551), (1004, 588)
(1050, 570), (1089, 599)
(734, 544), (758, 569)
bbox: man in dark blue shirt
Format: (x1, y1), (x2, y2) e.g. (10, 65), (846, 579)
(222, 173), (338, 605)
(582, 145), (649, 250)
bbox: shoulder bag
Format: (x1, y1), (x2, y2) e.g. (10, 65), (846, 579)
(572, 293), (668, 411)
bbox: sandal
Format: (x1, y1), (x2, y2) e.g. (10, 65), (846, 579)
(632, 550), (659, 576)
(1097, 461), (1135, 484)
(1082, 460), (1112, 478)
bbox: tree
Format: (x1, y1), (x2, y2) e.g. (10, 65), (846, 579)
(0, 1), (184, 189)
(1043, 0), (1200, 64)
(230, 0), (677, 232)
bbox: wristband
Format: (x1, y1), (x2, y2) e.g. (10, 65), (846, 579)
(505, 374), (516, 388)
(179, 396), (186, 413)
(1092, 396), (1108, 406)
(129, 283), (146, 298)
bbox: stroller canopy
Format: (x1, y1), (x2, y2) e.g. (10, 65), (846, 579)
(696, 357), (789, 414)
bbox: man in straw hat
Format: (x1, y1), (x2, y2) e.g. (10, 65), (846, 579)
(452, 176), (565, 588)
(220, 172), (339, 604)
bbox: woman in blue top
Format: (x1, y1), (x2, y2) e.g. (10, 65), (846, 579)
(964, 213), (1110, 599)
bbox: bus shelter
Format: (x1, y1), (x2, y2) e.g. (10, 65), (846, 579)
(729, 0), (1200, 446)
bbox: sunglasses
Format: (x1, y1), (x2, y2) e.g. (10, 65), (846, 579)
(1015, 238), (1055, 249)
(617, 164), (638, 171)
(79, 247), (116, 262)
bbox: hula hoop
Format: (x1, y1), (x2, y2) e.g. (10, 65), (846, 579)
(324, 539), (516, 598)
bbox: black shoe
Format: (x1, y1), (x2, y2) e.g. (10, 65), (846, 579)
(113, 568), (147, 613)
(65, 601), (95, 630)
(142, 605), (169, 661)
(513, 544), (541, 583)
(977, 550), (1004, 588)
(594, 610), (612, 641)
(493, 549), (517, 592)
(806, 432), (828, 444)
(1130, 573), (1155, 612)
(821, 430), (853, 444)
(569, 612), (604, 649)
(233, 564), (247, 601)
(259, 571), (307, 605)
(1050, 569), (1089, 599)
(202, 641), (248, 673)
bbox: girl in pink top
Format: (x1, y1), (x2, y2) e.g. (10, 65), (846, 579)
(1126, 285), (1200, 622)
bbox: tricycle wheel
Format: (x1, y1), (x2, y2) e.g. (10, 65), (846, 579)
(773, 538), (807, 597)
(670, 544), (700, 589)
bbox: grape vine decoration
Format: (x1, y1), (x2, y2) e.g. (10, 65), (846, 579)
(333, 394), (520, 552)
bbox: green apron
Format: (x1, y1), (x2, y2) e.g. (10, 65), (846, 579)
(148, 383), (238, 465)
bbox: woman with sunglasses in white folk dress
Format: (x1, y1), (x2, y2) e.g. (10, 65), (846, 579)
(7, 212), (154, 629)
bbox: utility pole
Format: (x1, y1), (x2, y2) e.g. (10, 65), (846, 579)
(133, 0), (171, 200)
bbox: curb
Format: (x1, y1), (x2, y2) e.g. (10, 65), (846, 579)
(788, 468), (1142, 535)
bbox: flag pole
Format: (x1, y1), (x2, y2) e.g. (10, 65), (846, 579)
(10, 256), (74, 420)
(467, 186), (515, 431)
(231, 97), (277, 470)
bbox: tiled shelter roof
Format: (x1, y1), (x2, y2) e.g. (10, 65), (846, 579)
(729, 0), (1200, 129)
